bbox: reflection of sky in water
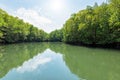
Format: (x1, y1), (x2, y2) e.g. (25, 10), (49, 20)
(0, 49), (81, 80)
(17, 50), (52, 73)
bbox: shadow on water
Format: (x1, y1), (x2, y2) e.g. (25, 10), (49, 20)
(0, 42), (120, 80)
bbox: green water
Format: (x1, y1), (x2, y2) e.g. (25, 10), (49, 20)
(0, 42), (120, 80)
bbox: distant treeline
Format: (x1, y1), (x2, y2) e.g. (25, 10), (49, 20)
(0, 0), (120, 48)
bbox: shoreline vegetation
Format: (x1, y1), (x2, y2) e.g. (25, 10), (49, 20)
(0, 0), (120, 49)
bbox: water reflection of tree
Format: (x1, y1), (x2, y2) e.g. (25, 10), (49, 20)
(0, 42), (120, 80)
(49, 43), (120, 80)
(0, 43), (47, 78)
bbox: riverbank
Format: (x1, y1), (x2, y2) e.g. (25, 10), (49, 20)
(0, 41), (120, 50)
(64, 42), (120, 50)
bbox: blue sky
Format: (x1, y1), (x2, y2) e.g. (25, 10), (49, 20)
(0, 0), (106, 33)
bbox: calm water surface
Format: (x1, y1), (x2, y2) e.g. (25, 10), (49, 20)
(0, 42), (120, 80)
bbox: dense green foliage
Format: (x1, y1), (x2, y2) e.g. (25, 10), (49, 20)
(63, 1), (120, 47)
(0, 0), (120, 48)
(48, 29), (63, 42)
(0, 9), (47, 43)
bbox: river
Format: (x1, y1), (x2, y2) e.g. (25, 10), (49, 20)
(0, 42), (120, 80)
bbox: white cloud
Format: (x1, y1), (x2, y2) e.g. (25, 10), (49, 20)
(13, 8), (52, 32)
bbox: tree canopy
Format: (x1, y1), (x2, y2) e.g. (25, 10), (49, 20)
(0, 0), (119, 48)
(0, 9), (48, 43)
(62, 1), (120, 48)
